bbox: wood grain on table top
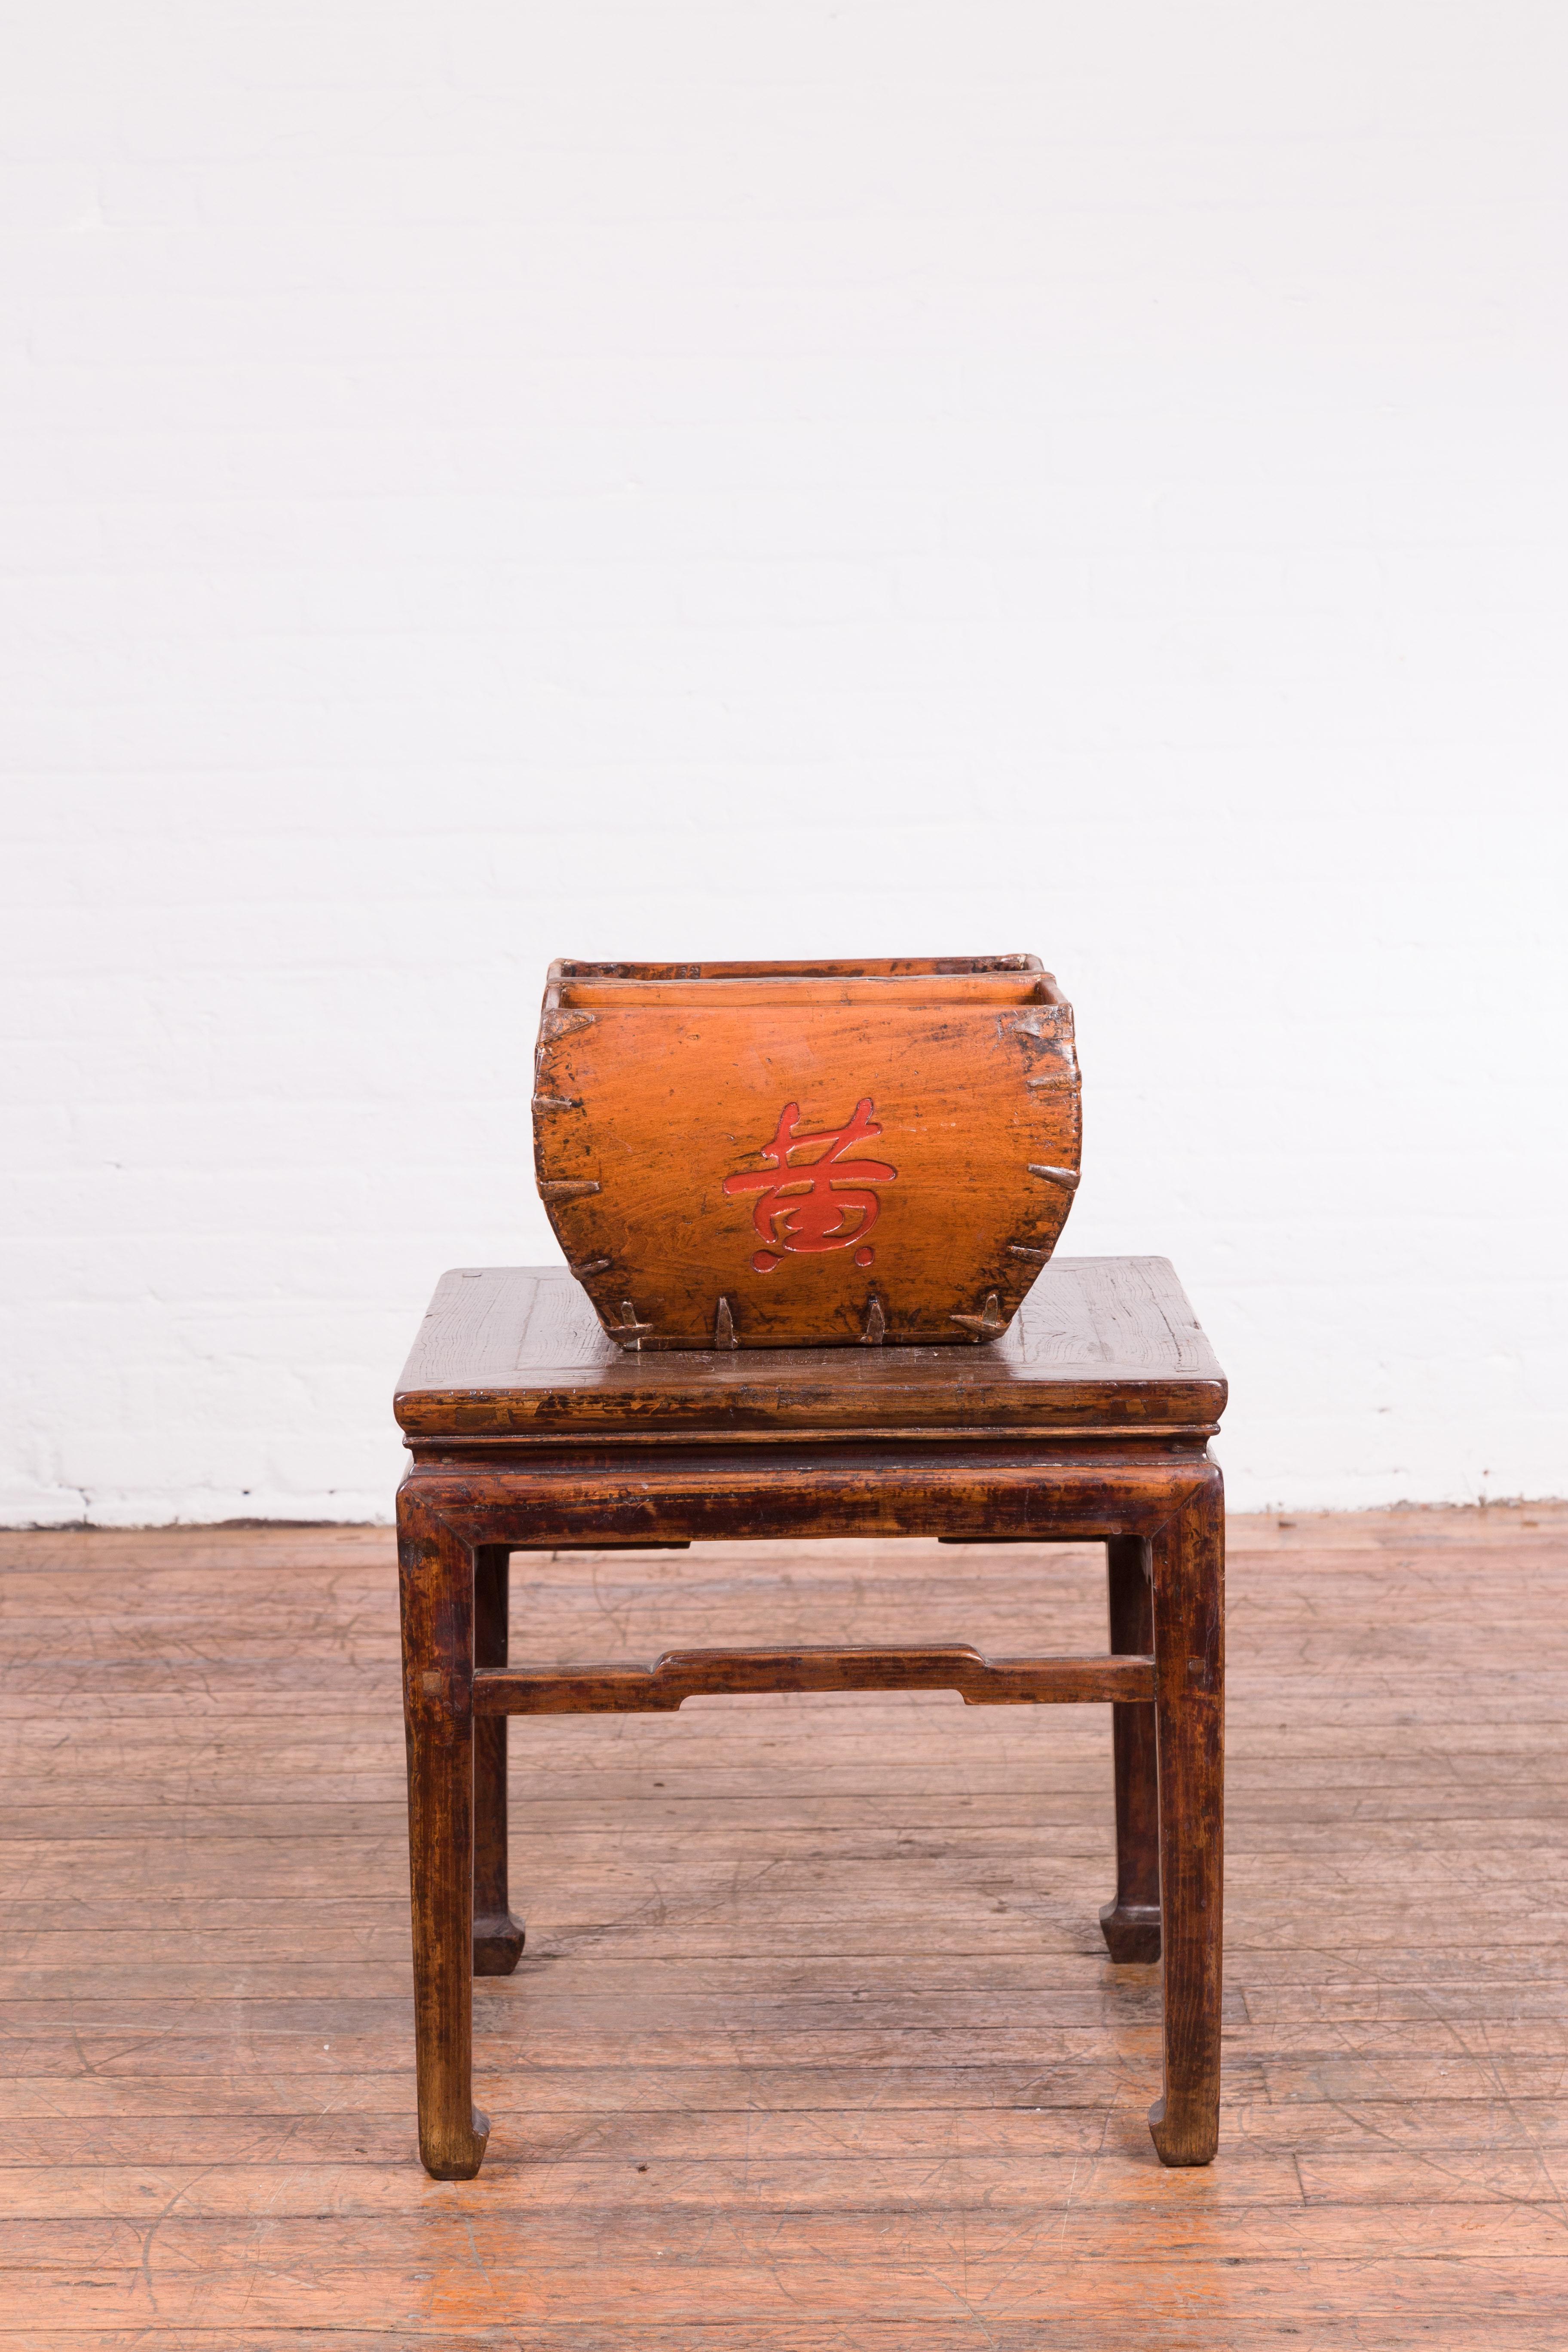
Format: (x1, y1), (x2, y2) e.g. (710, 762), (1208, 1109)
(395, 1255), (1227, 1440)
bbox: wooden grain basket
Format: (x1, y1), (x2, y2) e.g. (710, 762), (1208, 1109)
(533, 955), (1082, 1350)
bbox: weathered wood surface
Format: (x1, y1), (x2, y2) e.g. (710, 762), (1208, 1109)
(471, 1548), (526, 1975)
(472, 1644), (1156, 1712)
(533, 955), (1081, 1349)
(3, 1505), (1568, 2345)
(395, 1329), (1224, 2181)
(395, 1255), (1226, 1442)
(398, 1504), (487, 2178)
(1101, 1534), (1161, 1960)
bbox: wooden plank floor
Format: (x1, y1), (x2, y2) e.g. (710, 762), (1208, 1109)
(4, 1504), (1568, 2350)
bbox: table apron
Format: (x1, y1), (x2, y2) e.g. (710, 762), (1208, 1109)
(400, 1451), (1217, 1548)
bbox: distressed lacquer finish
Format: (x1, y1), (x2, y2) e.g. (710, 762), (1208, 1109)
(394, 1256), (1226, 2181)
(531, 956), (1082, 1349)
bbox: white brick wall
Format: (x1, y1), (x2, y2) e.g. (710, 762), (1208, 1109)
(3, 3), (1565, 1523)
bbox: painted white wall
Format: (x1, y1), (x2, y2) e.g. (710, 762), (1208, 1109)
(3, 3), (1565, 1525)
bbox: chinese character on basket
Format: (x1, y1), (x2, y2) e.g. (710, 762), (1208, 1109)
(723, 1099), (898, 1273)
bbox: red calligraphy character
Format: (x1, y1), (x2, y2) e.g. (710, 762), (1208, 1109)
(723, 1099), (897, 1271)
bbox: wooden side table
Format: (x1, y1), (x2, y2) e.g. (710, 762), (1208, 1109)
(394, 1254), (1226, 2180)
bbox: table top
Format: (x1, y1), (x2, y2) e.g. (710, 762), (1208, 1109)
(395, 1256), (1226, 1445)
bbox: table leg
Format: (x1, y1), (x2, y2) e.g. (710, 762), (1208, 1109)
(1099, 1535), (1161, 1962)
(473, 1545), (526, 1974)
(398, 1490), (489, 2180)
(1148, 1470), (1225, 2167)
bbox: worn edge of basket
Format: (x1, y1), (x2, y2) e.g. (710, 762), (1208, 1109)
(548, 952), (1049, 985)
